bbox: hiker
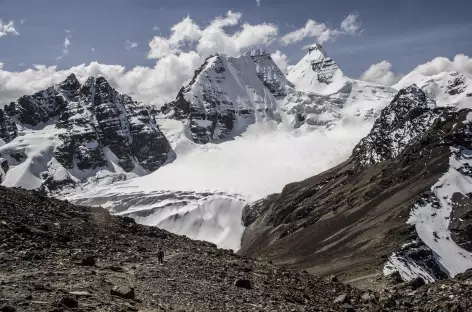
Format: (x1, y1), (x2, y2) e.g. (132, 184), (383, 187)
(158, 247), (164, 265)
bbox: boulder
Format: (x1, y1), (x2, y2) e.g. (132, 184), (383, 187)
(111, 285), (135, 300)
(234, 278), (252, 289)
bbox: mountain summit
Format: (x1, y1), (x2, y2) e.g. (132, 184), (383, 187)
(287, 43), (348, 94)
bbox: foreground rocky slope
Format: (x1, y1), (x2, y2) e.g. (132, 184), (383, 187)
(240, 85), (472, 284)
(0, 74), (172, 190)
(2, 186), (472, 312)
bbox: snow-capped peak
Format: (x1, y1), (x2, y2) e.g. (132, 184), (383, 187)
(287, 43), (348, 94)
(307, 43), (328, 57)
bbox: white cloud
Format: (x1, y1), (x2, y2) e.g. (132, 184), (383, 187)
(271, 50), (290, 74)
(0, 20), (19, 37)
(340, 13), (360, 35)
(413, 54), (472, 76)
(125, 40), (139, 50)
(20, 19), (27, 24)
(256, 0), (261, 6)
(152, 25), (160, 32)
(0, 62), (3, 70)
(65, 29), (71, 34)
(91, 48), (95, 52)
(148, 11), (277, 59)
(360, 60), (401, 86)
(280, 12), (361, 45)
(57, 35), (71, 60)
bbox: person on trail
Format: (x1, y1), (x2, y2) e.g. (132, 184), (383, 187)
(158, 247), (164, 265)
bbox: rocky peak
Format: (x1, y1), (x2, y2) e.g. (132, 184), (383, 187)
(59, 73), (81, 95)
(287, 43), (346, 93)
(352, 84), (442, 166)
(308, 43), (327, 56)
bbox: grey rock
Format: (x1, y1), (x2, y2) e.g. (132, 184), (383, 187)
(111, 285), (135, 300)
(334, 293), (348, 303)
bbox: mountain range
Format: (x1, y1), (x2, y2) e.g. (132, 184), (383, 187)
(1, 42), (472, 287)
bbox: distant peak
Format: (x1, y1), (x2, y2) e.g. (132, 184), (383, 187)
(308, 43), (328, 57)
(60, 73), (81, 92)
(245, 49), (269, 57)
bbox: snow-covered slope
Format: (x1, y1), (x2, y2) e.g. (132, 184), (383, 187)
(287, 43), (349, 94)
(394, 70), (472, 109)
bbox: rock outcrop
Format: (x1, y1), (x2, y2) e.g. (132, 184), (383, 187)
(0, 110), (17, 143)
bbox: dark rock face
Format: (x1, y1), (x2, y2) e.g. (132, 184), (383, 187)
(308, 44), (340, 84)
(0, 157), (8, 182)
(8, 81), (69, 127)
(0, 110), (17, 143)
(240, 84), (472, 284)
(447, 72), (466, 96)
(168, 55), (237, 144)
(353, 84), (442, 166)
(384, 239), (448, 282)
(0, 74), (172, 186)
(449, 189), (472, 252)
(246, 49), (294, 98)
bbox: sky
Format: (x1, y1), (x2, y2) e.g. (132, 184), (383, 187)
(0, 0), (471, 106)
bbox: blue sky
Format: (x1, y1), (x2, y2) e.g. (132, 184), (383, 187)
(1, 0), (471, 75)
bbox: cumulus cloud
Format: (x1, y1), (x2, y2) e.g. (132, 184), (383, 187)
(256, 0), (261, 6)
(280, 12), (361, 45)
(271, 50), (290, 74)
(413, 54), (472, 76)
(0, 20), (18, 37)
(148, 11), (277, 59)
(125, 40), (139, 50)
(360, 61), (401, 86)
